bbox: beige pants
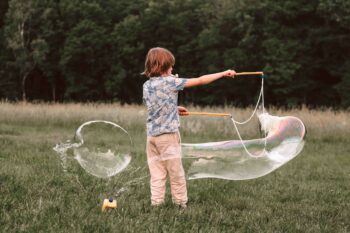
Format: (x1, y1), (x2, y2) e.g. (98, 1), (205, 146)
(146, 132), (187, 206)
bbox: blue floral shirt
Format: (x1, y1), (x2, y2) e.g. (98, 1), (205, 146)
(143, 76), (187, 136)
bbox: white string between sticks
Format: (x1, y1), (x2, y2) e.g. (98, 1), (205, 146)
(230, 77), (268, 157)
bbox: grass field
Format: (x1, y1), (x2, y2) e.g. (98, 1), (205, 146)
(0, 102), (349, 232)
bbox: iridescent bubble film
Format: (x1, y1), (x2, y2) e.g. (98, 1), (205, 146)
(182, 113), (306, 180)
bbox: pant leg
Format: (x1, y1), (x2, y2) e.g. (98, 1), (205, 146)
(164, 132), (187, 205)
(166, 158), (188, 205)
(146, 136), (167, 205)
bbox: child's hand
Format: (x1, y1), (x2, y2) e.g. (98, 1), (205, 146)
(223, 69), (236, 78)
(178, 106), (189, 116)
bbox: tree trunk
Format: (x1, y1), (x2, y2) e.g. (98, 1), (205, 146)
(22, 72), (29, 102)
(52, 83), (56, 102)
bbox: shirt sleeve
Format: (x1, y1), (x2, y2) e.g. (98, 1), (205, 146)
(168, 76), (187, 91)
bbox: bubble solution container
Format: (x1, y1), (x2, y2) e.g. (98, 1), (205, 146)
(102, 198), (117, 212)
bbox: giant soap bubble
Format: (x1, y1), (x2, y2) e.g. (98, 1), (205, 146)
(181, 112), (306, 180)
(54, 120), (132, 178)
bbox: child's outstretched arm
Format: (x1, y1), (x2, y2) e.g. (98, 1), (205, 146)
(185, 70), (236, 88)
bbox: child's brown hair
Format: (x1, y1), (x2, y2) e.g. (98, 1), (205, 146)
(143, 47), (175, 77)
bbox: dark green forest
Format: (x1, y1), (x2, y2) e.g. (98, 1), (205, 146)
(0, 0), (349, 107)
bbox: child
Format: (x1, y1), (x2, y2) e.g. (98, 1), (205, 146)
(142, 47), (235, 208)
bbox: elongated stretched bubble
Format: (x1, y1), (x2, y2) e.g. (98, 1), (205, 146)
(54, 120), (132, 178)
(181, 112), (306, 180)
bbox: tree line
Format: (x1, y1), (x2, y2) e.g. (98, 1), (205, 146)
(0, 0), (349, 108)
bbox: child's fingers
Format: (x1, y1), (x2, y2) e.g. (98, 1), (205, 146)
(181, 107), (189, 112)
(225, 70), (236, 77)
(178, 108), (189, 116)
(230, 70), (236, 76)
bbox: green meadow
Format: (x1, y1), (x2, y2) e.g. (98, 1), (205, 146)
(0, 103), (349, 233)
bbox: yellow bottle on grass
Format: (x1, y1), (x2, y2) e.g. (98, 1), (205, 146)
(102, 198), (117, 212)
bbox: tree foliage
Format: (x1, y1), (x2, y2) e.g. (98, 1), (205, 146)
(0, 0), (349, 108)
